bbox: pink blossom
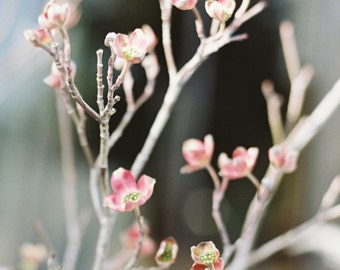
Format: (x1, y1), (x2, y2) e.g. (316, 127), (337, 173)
(218, 147), (259, 179)
(268, 144), (298, 173)
(103, 168), (155, 212)
(24, 29), (51, 46)
(155, 237), (178, 267)
(190, 241), (223, 270)
(38, 1), (70, 29)
(180, 134), (214, 174)
(113, 29), (148, 64)
(169, 0), (198, 10)
(205, 0), (236, 22)
(20, 243), (47, 264)
(120, 222), (156, 256)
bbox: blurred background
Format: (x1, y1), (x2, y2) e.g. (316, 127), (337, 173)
(0, 0), (339, 269)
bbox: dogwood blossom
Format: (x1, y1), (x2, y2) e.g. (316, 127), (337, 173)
(120, 222), (156, 256)
(191, 241), (223, 270)
(113, 29), (148, 64)
(218, 147), (259, 179)
(169, 0), (198, 10)
(38, 1), (70, 29)
(205, 0), (236, 23)
(155, 237), (178, 267)
(181, 134), (214, 174)
(103, 168), (155, 212)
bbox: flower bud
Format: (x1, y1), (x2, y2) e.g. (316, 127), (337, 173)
(39, 1), (70, 29)
(205, 0), (236, 23)
(268, 144), (298, 173)
(181, 134), (214, 174)
(155, 237), (178, 267)
(24, 29), (51, 47)
(218, 147), (259, 179)
(104, 32), (117, 47)
(169, 0), (198, 10)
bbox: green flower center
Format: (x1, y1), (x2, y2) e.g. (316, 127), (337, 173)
(123, 192), (140, 203)
(199, 252), (216, 265)
(160, 245), (173, 262)
(122, 46), (138, 60)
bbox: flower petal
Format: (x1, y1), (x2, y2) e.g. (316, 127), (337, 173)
(130, 28), (148, 53)
(103, 193), (125, 212)
(113, 34), (130, 59)
(110, 167), (137, 193)
(137, 175), (156, 201)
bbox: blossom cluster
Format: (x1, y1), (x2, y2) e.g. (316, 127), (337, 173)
(21, 0), (327, 270)
(170, 0), (236, 23)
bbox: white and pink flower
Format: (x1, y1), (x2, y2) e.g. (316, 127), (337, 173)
(113, 29), (148, 64)
(205, 0), (236, 23)
(181, 134), (214, 174)
(38, 1), (70, 29)
(120, 222), (156, 256)
(169, 0), (198, 10)
(218, 146), (259, 179)
(190, 241), (223, 270)
(103, 168), (155, 212)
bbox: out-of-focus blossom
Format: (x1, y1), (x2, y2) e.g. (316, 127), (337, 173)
(38, 1), (70, 29)
(24, 29), (52, 46)
(205, 0), (236, 22)
(43, 61), (76, 89)
(268, 144), (298, 173)
(20, 243), (47, 270)
(191, 241), (223, 270)
(155, 237), (178, 267)
(104, 32), (117, 47)
(142, 24), (158, 53)
(169, 0), (198, 10)
(113, 29), (148, 64)
(120, 222), (156, 256)
(181, 134), (214, 174)
(218, 147), (259, 179)
(103, 168), (156, 212)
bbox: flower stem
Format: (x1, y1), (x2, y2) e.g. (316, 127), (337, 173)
(123, 207), (145, 270)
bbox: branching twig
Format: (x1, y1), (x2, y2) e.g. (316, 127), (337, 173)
(248, 175), (340, 267)
(225, 78), (340, 270)
(131, 0), (267, 178)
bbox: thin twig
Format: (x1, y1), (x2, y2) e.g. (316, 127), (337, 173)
(107, 53), (160, 151)
(192, 7), (206, 40)
(56, 94), (81, 270)
(261, 79), (285, 144)
(279, 21), (300, 82)
(285, 65), (314, 131)
(97, 49), (105, 113)
(159, 0), (177, 77)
